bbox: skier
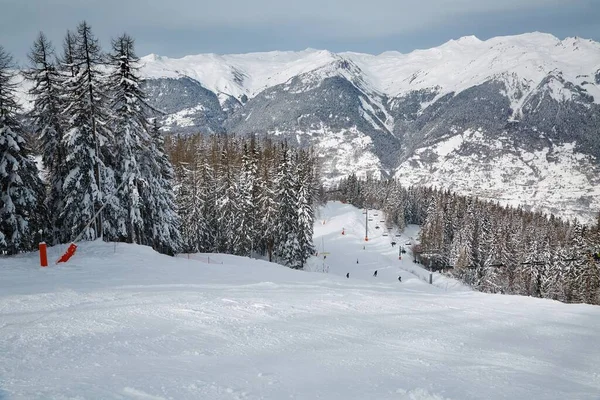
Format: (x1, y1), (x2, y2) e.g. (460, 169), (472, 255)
(398, 276), (402, 282)
(346, 272), (350, 278)
(373, 270), (378, 277)
(356, 258), (359, 264)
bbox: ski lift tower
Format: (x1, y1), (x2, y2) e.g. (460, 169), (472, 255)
(365, 208), (369, 241)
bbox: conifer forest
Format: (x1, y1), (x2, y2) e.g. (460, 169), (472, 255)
(331, 175), (600, 305)
(0, 21), (320, 269)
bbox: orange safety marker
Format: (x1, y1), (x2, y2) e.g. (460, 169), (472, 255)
(365, 236), (369, 242)
(39, 242), (48, 267)
(57, 243), (78, 264)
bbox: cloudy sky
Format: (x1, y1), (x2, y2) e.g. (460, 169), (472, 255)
(1, 0), (599, 63)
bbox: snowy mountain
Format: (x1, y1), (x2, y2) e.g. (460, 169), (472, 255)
(2, 202), (599, 399)
(137, 33), (600, 223)
(13, 32), (600, 222)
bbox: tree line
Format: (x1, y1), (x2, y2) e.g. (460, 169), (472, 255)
(0, 22), (180, 255)
(0, 21), (320, 267)
(166, 134), (322, 269)
(332, 174), (600, 305)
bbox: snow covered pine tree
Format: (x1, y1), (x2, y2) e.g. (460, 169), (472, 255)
(25, 32), (67, 245)
(0, 46), (46, 254)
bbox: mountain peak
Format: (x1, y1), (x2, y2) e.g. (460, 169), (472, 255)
(454, 35), (482, 44)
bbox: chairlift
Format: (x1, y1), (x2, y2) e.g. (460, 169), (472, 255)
(387, 227), (392, 230)
(395, 234), (402, 237)
(383, 233), (388, 237)
(373, 213), (379, 216)
(368, 218), (373, 221)
(380, 220), (385, 223)
(375, 226), (380, 229)
(405, 241), (411, 245)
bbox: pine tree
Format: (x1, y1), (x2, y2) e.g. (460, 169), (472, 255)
(60, 30), (78, 79)
(0, 46), (46, 254)
(142, 119), (181, 254)
(61, 21), (114, 241)
(25, 32), (67, 245)
(295, 150), (316, 268)
(238, 142), (258, 256)
(565, 221), (587, 302)
(201, 162), (217, 252)
(107, 33), (150, 244)
(216, 142), (242, 254)
(176, 159), (202, 253)
(275, 145), (301, 268)
(256, 151), (278, 262)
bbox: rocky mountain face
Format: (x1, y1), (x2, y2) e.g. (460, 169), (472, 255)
(139, 33), (600, 223)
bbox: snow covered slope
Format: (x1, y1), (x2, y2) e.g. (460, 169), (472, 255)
(1, 202), (600, 399)
(396, 129), (600, 222)
(142, 49), (341, 99)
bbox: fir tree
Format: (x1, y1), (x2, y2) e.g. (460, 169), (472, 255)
(107, 33), (150, 244)
(256, 152), (278, 262)
(275, 145), (301, 268)
(0, 46), (46, 254)
(25, 32), (67, 244)
(216, 143), (242, 254)
(238, 142), (258, 256)
(176, 159), (202, 253)
(61, 21), (114, 241)
(295, 150), (316, 268)
(60, 30), (78, 79)
(142, 119), (181, 254)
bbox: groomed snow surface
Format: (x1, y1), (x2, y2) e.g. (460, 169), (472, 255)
(1, 202), (600, 399)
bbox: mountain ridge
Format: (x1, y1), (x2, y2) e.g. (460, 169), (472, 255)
(138, 32), (600, 223)
(139, 32), (600, 102)
(13, 32), (600, 223)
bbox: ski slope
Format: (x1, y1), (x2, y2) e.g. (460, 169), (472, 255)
(309, 202), (465, 291)
(1, 202), (600, 399)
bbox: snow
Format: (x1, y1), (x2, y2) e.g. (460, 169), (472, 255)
(140, 49), (339, 100)
(140, 33), (600, 103)
(432, 134), (464, 158)
(162, 104), (206, 130)
(1, 202), (600, 399)
(546, 77), (574, 102)
(313, 126), (383, 185)
(395, 131), (600, 223)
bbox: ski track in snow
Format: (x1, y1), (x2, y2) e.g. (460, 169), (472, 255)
(1, 202), (599, 399)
